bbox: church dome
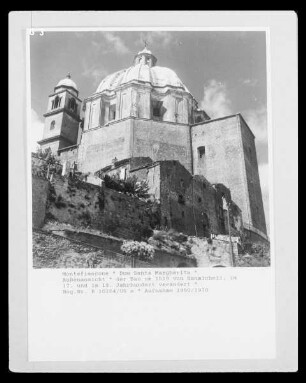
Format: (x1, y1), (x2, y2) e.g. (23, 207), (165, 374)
(95, 47), (190, 94)
(55, 73), (78, 91)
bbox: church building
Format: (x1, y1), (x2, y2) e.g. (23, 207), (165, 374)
(38, 45), (268, 242)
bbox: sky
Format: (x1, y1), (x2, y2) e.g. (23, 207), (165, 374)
(30, 30), (270, 232)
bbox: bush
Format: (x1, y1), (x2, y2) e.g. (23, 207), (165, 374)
(243, 242), (270, 257)
(54, 196), (67, 208)
(78, 210), (91, 225)
(168, 229), (188, 243)
(152, 229), (188, 244)
(121, 240), (155, 260)
(45, 211), (56, 220)
(103, 174), (149, 199)
(251, 243), (269, 257)
(152, 230), (168, 242)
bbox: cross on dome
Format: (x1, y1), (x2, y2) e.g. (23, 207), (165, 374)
(138, 43), (152, 56)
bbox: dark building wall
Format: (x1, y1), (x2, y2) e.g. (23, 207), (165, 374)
(41, 112), (79, 152)
(157, 161), (225, 237)
(133, 161), (229, 237)
(239, 117), (267, 234)
(131, 160), (243, 238)
(61, 113), (80, 145)
(191, 114), (266, 236)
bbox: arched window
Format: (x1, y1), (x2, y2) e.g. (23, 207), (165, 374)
(109, 104), (116, 121)
(69, 98), (77, 112)
(50, 120), (55, 130)
(198, 146), (205, 159)
(54, 96), (61, 109)
(152, 100), (163, 121)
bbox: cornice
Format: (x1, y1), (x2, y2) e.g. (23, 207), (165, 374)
(49, 88), (82, 102)
(43, 107), (81, 122)
(84, 80), (193, 103)
(38, 134), (75, 146)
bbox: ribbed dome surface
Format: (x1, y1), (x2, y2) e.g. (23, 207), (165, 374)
(95, 63), (189, 94)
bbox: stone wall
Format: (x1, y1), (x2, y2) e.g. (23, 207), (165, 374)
(39, 138), (62, 153)
(78, 117), (192, 175)
(32, 229), (152, 269)
(96, 157), (153, 180)
(77, 118), (132, 173)
(58, 145), (79, 165)
(32, 175), (49, 228)
(49, 229), (196, 268)
(132, 119), (192, 173)
(33, 228), (197, 269)
(44, 174), (159, 241)
(190, 237), (239, 267)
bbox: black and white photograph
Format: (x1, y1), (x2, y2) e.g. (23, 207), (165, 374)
(31, 30), (271, 269)
(9, 11), (298, 371)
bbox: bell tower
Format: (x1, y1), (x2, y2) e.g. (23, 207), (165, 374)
(38, 73), (82, 153)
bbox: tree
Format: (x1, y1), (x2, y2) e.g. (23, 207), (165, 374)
(36, 147), (59, 165)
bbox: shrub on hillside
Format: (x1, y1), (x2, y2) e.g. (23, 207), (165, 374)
(121, 240), (155, 261)
(103, 174), (149, 199)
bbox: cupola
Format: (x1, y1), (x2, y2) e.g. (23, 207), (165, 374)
(133, 44), (157, 67)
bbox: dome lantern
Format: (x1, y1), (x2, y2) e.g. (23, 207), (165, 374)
(133, 42), (157, 67)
